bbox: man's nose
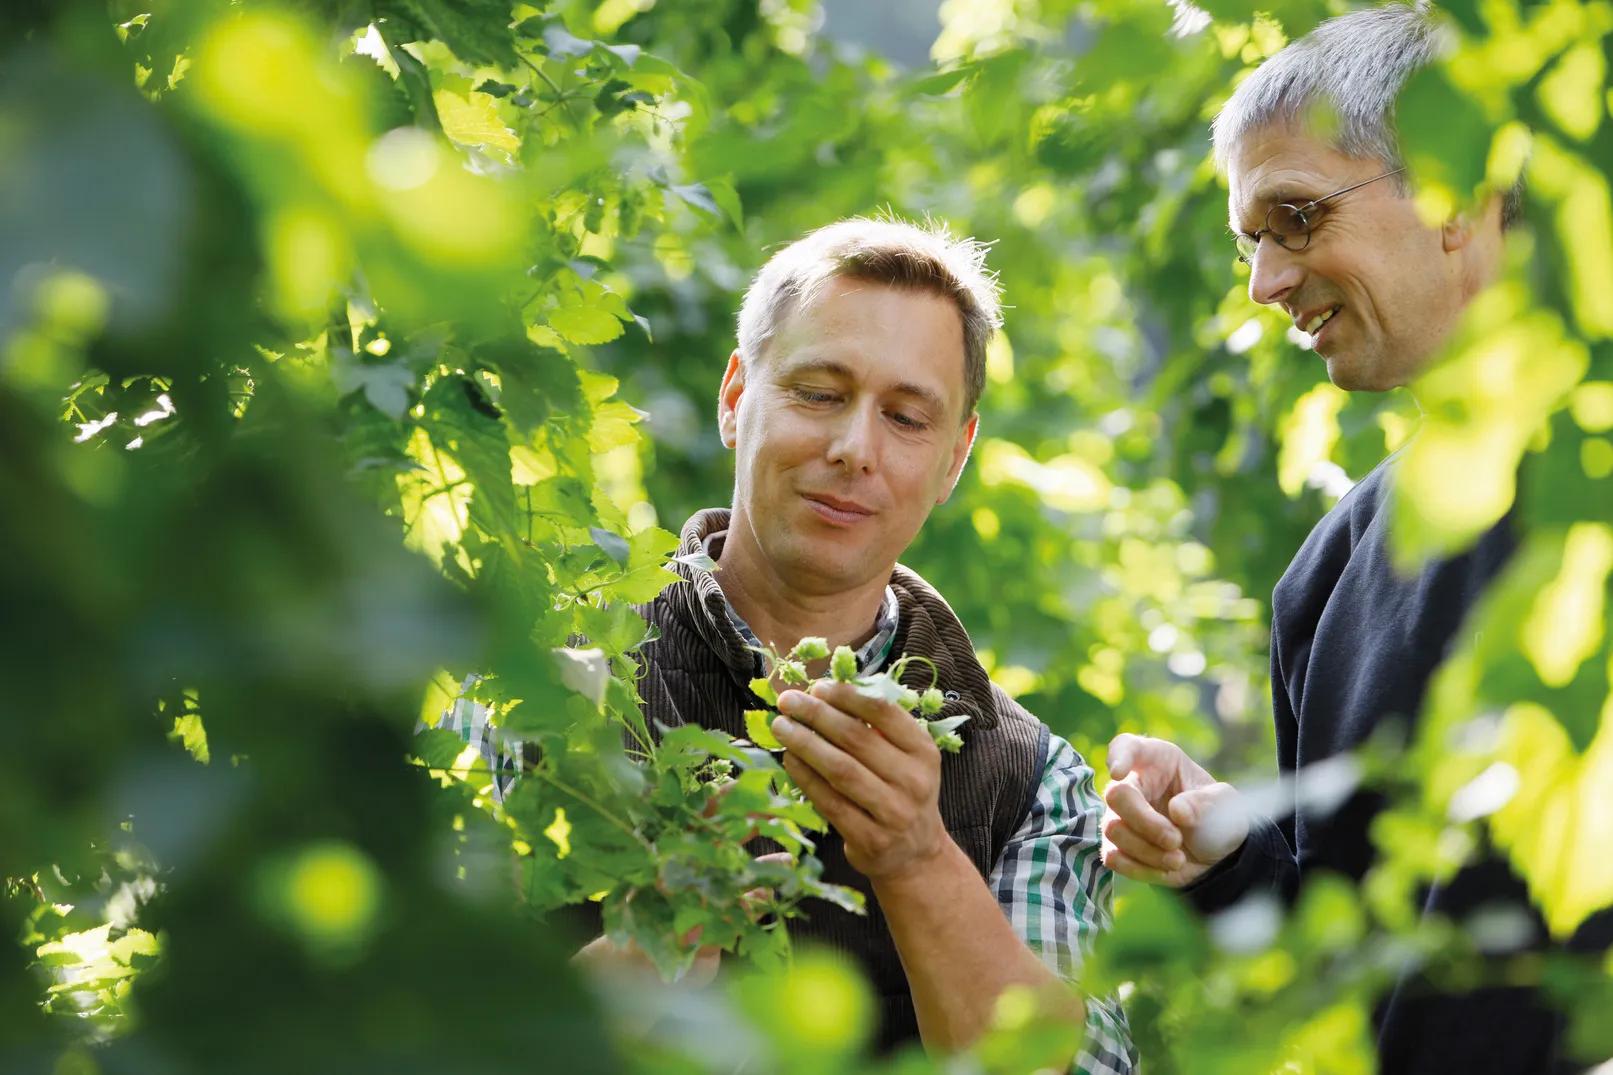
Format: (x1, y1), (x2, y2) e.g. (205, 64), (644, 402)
(827, 404), (878, 473)
(1248, 239), (1304, 307)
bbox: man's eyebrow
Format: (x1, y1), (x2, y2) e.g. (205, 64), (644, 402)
(1253, 185), (1318, 212)
(774, 356), (854, 381)
(888, 379), (947, 415)
(1232, 186), (1306, 233)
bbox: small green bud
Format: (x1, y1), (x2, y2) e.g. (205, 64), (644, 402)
(919, 687), (945, 715)
(897, 688), (920, 710)
(933, 731), (964, 754)
(830, 646), (858, 682)
(778, 660), (810, 686)
(790, 636), (830, 661)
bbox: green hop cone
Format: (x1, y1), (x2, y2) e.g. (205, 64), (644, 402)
(777, 660), (810, 686)
(790, 636), (830, 661)
(830, 645), (858, 682)
(919, 687), (945, 715)
(897, 687), (920, 711)
(923, 714), (970, 754)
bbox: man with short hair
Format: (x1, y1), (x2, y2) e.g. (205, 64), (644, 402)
(1099, 7), (1609, 1073)
(511, 217), (1129, 1069)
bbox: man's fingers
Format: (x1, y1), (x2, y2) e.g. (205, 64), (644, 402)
(776, 687), (907, 776)
(683, 945), (722, 987)
(1101, 816), (1187, 872)
(1168, 782), (1249, 862)
(1106, 733), (1142, 779)
(1106, 733), (1196, 791)
(742, 851), (794, 916)
(1102, 778), (1183, 850)
(803, 680), (932, 754)
(781, 750), (879, 845)
(1100, 846), (1172, 886)
(772, 710), (905, 821)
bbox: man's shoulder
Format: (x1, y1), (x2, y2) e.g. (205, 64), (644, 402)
(1275, 451), (1399, 599)
(1308, 451), (1397, 543)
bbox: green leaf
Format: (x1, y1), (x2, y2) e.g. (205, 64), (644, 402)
(596, 526), (680, 603)
(434, 82), (519, 153)
(744, 709), (783, 751)
(412, 727), (469, 768)
(548, 305), (626, 345)
(552, 646), (610, 708)
(379, 0), (521, 67)
(1398, 62), (1491, 202)
(908, 65), (975, 96)
(671, 551), (718, 573)
(589, 526), (630, 565)
(750, 677), (778, 706)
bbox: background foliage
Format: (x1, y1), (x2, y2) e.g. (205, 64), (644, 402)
(3, 0), (1610, 1071)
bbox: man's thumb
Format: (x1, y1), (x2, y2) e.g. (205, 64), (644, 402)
(1168, 783), (1247, 859)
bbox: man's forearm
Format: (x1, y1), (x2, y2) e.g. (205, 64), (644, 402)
(872, 837), (1085, 1053)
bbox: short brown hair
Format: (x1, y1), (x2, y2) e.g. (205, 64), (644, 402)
(736, 215), (1002, 418)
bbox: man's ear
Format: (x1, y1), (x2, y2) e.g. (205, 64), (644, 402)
(717, 349), (746, 450)
(1441, 211), (1475, 253)
(936, 412), (979, 506)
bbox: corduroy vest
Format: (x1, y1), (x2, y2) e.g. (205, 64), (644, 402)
(635, 509), (1049, 1051)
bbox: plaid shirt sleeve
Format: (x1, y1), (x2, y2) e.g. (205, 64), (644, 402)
(420, 677), (522, 804)
(989, 733), (1137, 1075)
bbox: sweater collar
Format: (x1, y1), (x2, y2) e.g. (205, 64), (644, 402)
(663, 508), (1001, 731)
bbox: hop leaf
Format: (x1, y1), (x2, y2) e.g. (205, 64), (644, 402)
(919, 687), (945, 715)
(790, 636), (829, 661)
(854, 673), (906, 705)
(830, 646), (858, 682)
(744, 709), (784, 751)
(750, 677), (779, 707)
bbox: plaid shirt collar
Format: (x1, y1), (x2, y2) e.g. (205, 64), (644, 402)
(700, 528), (900, 675)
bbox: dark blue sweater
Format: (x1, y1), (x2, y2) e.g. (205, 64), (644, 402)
(1186, 453), (1611, 1074)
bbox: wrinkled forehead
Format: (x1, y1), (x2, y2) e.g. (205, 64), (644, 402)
(1223, 121), (1354, 228)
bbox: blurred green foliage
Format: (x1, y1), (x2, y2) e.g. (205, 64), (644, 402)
(2, 0), (1609, 1071)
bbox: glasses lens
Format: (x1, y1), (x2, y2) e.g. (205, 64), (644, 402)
(1267, 204), (1310, 249)
(1235, 233), (1259, 262)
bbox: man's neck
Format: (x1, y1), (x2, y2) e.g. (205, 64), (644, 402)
(713, 513), (889, 655)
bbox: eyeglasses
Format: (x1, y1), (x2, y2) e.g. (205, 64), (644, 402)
(1234, 166), (1406, 264)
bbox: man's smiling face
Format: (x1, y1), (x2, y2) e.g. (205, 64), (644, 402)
(1228, 124), (1470, 392)
(718, 275), (977, 596)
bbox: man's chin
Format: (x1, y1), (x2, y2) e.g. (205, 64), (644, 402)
(1322, 351), (1387, 393)
(776, 539), (886, 592)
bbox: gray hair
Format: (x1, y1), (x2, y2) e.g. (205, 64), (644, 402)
(1212, 3), (1524, 228)
(736, 216), (1002, 419)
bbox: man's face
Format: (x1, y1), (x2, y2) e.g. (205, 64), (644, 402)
(718, 276), (978, 595)
(1228, 124), (1471, 392)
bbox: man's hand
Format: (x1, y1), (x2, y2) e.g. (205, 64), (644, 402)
(572, 931), (723, 986)
(1101, 733), (1248, 887)
(773, 679), (948, 882)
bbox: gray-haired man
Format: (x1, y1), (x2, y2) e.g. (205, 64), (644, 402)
(1099, 6), (1611, 1074)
